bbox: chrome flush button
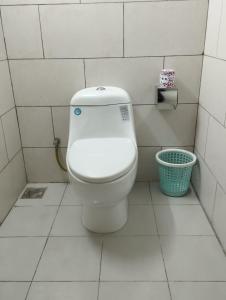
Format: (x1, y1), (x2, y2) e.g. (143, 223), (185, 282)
(96, 87), (106, 91)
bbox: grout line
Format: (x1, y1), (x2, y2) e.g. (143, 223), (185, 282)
(38, 5), (45, 58)
(210, 182), (218, 222)
(3, 279), (226, 283)
(50, 107), (56, 140)
(203, 112), (210, 159)
(83, 59), (87, 87)
(0, 148), (22, 177)
(149, 184), (173, 300)
(122, 3), (125, 58)
(8, 54), (204, 61)
(0, 116), (10, 162)
(215, 0), (224, 58)
(193, 52), (204, 151)
(192, 101), (199, 148)
(15, 103), (198, 107)
(199, 103), (225, 129)
(24, 184), (68, 299)
(97, 240), (103, 300)
(0, 0), (204, 7)
(205, 54), (226, 63)
(0, 106), (15, 119)
(20, 145), (194, 149)
(0, 0), (198, 5)
(0, 233), (218, 239)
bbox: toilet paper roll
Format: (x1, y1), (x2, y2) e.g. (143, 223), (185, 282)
(160, 69), (175, 88)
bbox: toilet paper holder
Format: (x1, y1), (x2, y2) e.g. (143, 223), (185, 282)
(156, 86), (178, 110)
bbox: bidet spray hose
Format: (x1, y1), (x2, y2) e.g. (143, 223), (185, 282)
(53, 138), (67, 172)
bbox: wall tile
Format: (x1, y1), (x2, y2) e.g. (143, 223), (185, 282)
(52, 107), (69, 147)
(199, 56), (226, 125)
(134, 104), (197, 147)
(164, 56), (202, 103)
(0, 151), (26, 223)
(23, 147), (68, 182)
(124, 1), (208, 56)
(205, 0), (223, 56)
(40, 4), (123, 58)
(85, 57), (163, 104)
(0, 119), (8, 172)
(1, 108), (21, 160)
(17, 107), (54, 147)
(136, 147), (160, 181)
(10, 59), (84, 106)
(218, 1), (226, 60)
(0, 19), (6, 60)
(0, 61), (14, 116)
(192, 151), (217, 220)
(213, 184), (226, 251)
(1, 6), (43, 59)
(205, 117), (226, 191)
(195, 106), (210, 158)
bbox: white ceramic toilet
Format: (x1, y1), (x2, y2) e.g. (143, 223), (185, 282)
(66, 86), (138, 233)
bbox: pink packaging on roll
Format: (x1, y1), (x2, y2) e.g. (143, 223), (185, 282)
(160, 69), (176, 88)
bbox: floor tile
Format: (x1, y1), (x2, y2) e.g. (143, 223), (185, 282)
(150, 182), (199, 205)
(0, 237), (46, 280)
(100, 237), (166, 281)
(112, 205), (157, 236)
(27, 282), (98, 300)
(99, 282), (171, 300)
(50, 206), (95, 236)
(161, 236), (226, 281)
(154, 205), (214, 235)
(170, 282), (226, 300)
(61, 184), (81, 205)
(128, 182), (152, 205)
(16, 183), (66, 206)
(0, 282), (30, 300)
(0, 206), (58, 236)
(34, 237), (101, 281)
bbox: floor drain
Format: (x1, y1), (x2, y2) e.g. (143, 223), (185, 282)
(21, 187), (47, 199)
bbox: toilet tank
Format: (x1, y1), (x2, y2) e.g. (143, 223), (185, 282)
(68, 86), (137, 147)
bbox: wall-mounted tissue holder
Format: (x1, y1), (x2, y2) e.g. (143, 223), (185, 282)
(156, 87), (178, 110)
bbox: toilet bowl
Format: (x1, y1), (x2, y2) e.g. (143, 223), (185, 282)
(66, 86), (138, 233)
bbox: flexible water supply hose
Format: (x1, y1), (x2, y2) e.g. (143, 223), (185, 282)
(53, 138), (67, 172)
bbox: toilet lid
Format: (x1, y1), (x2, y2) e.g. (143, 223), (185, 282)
(68, 138), (136, 183)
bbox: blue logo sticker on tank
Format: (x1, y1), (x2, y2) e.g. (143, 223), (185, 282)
(74, 107), (82, 116)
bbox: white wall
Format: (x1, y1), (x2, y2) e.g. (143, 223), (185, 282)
(0, 0), (208, 182)
(193, 0), (226, 251)
(0, 14), (26, 222)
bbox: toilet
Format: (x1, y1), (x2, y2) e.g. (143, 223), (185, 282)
(66, 86), (138, 233)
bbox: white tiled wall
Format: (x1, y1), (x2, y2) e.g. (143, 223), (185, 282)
(0, 13), (26, 223)
(193, 0), (226, 251)
(0, 0), (208, 182)
(124, 1), (208, 57)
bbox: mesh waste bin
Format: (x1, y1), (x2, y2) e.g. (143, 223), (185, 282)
(156, 149), (197, 197)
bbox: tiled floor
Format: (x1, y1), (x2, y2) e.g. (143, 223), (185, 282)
(0, 182), (226, 299)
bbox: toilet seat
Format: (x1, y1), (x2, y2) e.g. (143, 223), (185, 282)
(68, 137), (136, 183)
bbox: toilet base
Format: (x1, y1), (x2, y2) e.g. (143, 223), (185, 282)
(82, 198), (128, 233)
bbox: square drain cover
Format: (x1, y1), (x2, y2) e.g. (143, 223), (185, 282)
(21, 187), (47, 199)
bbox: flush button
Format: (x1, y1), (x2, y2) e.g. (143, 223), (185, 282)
(96, 87), (106, 91)
(74, 107), (82, 116)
